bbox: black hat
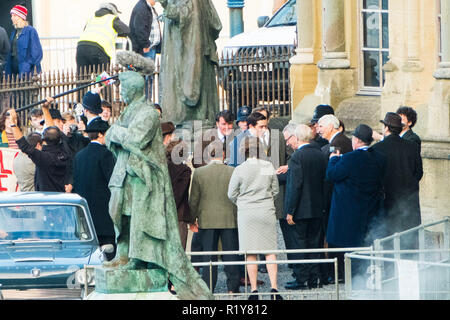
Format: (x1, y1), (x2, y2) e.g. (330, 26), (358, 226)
(311, 104), (334, 124)
(352, 124), (373, 145)
(236, 106), (251, 124)
(85, 117), (109, 133)
(161, 121), (175, 135)
(49, 108), (63, 120)
(82, 91), (102, 115)
(380, 112), (404, 128)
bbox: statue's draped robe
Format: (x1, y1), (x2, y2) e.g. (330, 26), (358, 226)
(159, 0), (222, 124)
(105, 92), (213, 300)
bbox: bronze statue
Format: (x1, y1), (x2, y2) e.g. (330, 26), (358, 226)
(157, 0), (222, 125)
(104, 51), (213, 300)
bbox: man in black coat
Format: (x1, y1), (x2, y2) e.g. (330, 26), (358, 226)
(372, 112), (423, 249)
(279, 124), (328, 290)
(10, 106), (70, 192)
(73, 119), (116, 260)
(129, 0), (162, 57)
(309, 104), (335, 149)
(396, 106), (422, 153)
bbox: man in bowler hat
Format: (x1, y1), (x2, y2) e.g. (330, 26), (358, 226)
(372, 112), (423, 248)
(326, 124), (386, 282)
(72, 118), (117, 260)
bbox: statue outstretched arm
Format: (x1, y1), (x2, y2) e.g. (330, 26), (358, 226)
(107, 108), (158, 156)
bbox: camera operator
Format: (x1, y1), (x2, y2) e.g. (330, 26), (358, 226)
(8, 106), (70, 192)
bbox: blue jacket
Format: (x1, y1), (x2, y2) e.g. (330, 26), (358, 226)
(326, 148), (386, 247)
(5, 26), (42, 76)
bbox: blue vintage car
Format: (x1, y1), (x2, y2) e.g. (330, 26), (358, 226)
(0, 192), (112, 298)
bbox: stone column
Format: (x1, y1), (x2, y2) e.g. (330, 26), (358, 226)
(434, 0), (450, 79)
(403, 0), (423, 71)
(317, 0), (350, 69)
(290, 0), (315, 65)
(289, 0), (320, 120)
(227, 0), (244, 38)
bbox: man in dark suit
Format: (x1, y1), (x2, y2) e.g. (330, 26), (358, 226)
(193, 109), (235, 168)
(72, 119), (116, 260)
(279, 124), (328, 290)
(326, 124), (386, 281)
(316, 113), (352, 284)
(396, 106), (421, 153)
(372, 112), (423, 248)
(317, 114), (353, 155)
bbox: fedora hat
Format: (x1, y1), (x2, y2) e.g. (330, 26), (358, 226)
(380, 112), (404, 128)
(161, 122), (175, 136)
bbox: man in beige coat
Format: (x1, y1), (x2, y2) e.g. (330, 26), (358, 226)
(189, 141), (240, 294)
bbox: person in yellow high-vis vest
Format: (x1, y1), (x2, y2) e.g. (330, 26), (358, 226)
(76, 3), (129, 73)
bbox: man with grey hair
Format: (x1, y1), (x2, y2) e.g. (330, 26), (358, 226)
(317, 114), (352, 155)
(317, 114), (352, 285)
(278, 124), (328, 290)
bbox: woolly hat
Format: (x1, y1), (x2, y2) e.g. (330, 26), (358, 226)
(10, 5), (28, 20)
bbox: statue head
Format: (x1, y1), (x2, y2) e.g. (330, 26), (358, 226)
(119, 71), (145, 104)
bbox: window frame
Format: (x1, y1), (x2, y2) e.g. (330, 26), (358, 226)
(357, 0), (390, 95)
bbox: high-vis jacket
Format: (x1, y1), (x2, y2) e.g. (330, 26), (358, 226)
(78, 14), (118, 59)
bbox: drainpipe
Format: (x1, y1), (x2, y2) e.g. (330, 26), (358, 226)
(228, 0), (245, 38)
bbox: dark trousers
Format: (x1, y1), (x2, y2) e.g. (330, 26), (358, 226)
(290, 218), (322, 283)
(76, 44), (110, 72)
(279, 218), (297, 264)
(197, 228), (241, 293)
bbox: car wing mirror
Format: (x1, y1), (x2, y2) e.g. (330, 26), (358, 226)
(257, 16), (270, 28)
(100, 244), (114, 254)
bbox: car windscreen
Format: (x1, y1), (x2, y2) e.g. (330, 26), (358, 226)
(0, 205), (92, 241)
(266, 0), (297, 27)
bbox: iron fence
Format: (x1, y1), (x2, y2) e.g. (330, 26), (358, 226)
(217, 46), (295, 117)
(1, 45), (293, 124)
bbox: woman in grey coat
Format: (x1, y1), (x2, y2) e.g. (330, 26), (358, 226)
(228, 136), (281, 300)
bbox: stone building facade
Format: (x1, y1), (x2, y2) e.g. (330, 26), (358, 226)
(290, 0), (450, 224)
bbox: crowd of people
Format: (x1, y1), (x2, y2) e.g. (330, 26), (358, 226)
(0, 2), (424, 300)
(158, 103), (423, 299)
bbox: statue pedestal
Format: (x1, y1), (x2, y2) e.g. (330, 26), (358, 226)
(92, 267), (169, 295)
(85, 291), (179, 300)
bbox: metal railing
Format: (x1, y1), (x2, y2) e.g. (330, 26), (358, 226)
(344, 217), (450, 300)
(187, 247), (372, 300)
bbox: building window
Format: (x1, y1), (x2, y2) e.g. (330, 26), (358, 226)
(359, 0), (389, 92)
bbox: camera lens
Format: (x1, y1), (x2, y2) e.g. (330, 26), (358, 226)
(5, 112), (10, 117)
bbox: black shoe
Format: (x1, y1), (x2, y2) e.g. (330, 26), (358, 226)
(320, 277), (331, 286)
(248, 290), (259, 300)
(286, 280), (298, 286)
(270, 288), (283, 300)
(285, 280), (308, 290)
